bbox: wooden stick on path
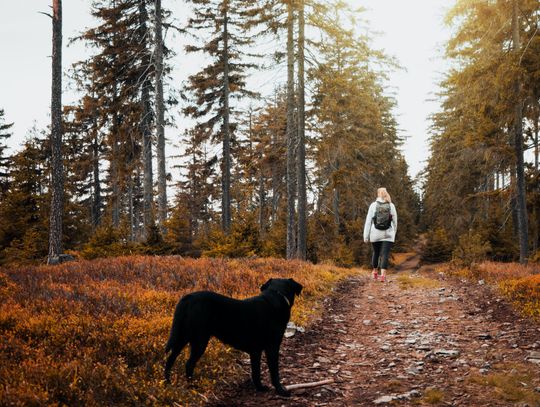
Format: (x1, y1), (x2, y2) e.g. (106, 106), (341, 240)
(285, 378), (334, 391)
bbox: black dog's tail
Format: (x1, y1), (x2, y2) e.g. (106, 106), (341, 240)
(165, 297), (188, 354)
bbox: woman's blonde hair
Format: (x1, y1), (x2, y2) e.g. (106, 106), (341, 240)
(377, 187), (391, 203)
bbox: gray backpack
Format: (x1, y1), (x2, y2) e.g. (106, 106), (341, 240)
(373, 202), (392, 230)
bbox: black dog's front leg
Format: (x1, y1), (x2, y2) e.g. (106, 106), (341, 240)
(265, 346), (290, 397)
(250, 351), (269, 392)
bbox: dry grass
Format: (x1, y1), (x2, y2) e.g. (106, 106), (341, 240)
(396, 272), (440, 290)
(441, 261), (540, 319)
(421, 388), (445, 404)
(468, 363), (540, 405)
(391, 252), (415, 266)
(0, 256), (361, 406)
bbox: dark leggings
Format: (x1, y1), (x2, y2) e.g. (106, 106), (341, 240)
(371, 241), (393, 269)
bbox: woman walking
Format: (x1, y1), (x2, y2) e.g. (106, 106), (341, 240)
(363, 187), (398, 282)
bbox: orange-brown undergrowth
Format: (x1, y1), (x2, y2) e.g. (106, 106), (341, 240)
(444, 261), (540, 320)
(0, 256), (361, 406)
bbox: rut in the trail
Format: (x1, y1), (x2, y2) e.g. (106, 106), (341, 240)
(208, 254), (540, 406)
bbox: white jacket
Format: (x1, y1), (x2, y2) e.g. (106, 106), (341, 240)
(363, 198), (398, 243)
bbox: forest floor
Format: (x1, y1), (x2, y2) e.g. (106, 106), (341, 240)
(208, 253), (540, 406)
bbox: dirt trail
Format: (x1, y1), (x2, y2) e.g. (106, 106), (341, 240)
(208, 255), (540, 406)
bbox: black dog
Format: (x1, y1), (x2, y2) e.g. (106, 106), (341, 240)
(164, 278), (303, 396)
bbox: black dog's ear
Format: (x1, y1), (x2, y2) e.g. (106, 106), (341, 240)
(289, 278), (303, 296)
(260, 278), (273, 292)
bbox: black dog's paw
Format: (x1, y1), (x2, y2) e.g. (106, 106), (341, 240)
(255, 384), (270, 392)
(276, 386), (291, 397)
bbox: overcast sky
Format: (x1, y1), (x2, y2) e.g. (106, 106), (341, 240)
(0, 0), (452, 180)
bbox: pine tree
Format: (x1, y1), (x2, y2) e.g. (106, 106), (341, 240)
(48, 0), (64, 264)
(184, 0), (260, 235)
(72, 0), (158, 240)
(285, 0), (296, 259)
(0, 109), (13, 197)
(155, 0), (168, 232)
(0, 135), (49, 264)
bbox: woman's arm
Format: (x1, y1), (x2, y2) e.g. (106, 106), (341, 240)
(363, 203), (374, 242)
(391, 203), (398, 235)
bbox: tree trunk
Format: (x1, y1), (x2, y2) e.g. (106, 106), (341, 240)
(91, 125), (101, 229)
(535, 105), (539, 173)
(139, 0), (154, 239)
(286, 0), (296, 259)
(155, 0), (167, 232)
(512, 0), (529, 263)
(48, 0), (64, 264)
(221, 2), (232, 234)
(259, 172), (266, 234)
(128, 174), (135, 241)
(296, 0), (307, 261)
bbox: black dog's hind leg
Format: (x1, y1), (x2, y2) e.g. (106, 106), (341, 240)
(250, 351), (268, 392)
(185, 336), (209, 379)
(265, 346), (290, 397)
(164, 338), (188, 382)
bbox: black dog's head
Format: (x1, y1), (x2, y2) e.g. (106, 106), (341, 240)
(260, 278), (303, 307)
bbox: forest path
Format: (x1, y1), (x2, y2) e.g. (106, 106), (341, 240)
(208, 255), (540, 406)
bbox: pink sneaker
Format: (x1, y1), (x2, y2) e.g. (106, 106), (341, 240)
(380, 275), (386, 283)
(372, 271), (378, 281)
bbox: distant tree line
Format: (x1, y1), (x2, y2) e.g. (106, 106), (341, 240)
(0, 0), (420, 266)
(422, 0), (540, 264)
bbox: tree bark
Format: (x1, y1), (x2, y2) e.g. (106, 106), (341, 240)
(48, 0), (64, 264)
(139, 0), (154, 239)
(221, 2), (232, 234)
(286, 0), (296, 259)
(155, 0), (168, 232)
(512, 0), (529, 263)
(91, 124), (101, 229)
(296, 0), (307, 261)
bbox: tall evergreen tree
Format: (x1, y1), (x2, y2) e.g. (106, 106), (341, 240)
(0, 109), (13, 197)
(184, 0), (259, 235)
(48, 0), (64, 264)
(296, 0), (307, 260)
(155, 0), (168, 232)
(285, 0), (296, 259)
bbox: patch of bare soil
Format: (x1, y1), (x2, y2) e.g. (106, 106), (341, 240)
(206, 255), (540, 406)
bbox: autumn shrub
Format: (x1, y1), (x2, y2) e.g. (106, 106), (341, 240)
(451, 231), (491, 268)
(531, 249), (540, 264)
(421, 228), (454, 263)
(79, 225), (136, 259)
(0, 256), (361, 405)
(442, 261), (540, 320)
(202, 217), (262, 258)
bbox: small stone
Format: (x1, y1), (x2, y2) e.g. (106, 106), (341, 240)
(389, 329), (399, 335)
(388, 362), (396, 368)
(312, 362), (321, 368)
(528, 359), (540, 365)
(478, 279), (485, 285)
(478, 333), (492, 340)
(363, 320), (372, 325)
(527, 351), (540, 359)
(284, 329), (295, 338)
(435, 349), (460, 358)
(368, 295), (374, 300)
(373, 395), (395, 404)
(479, 368), (489, 374)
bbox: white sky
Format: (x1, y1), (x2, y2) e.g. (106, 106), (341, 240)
(0, 0), (452, 180)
